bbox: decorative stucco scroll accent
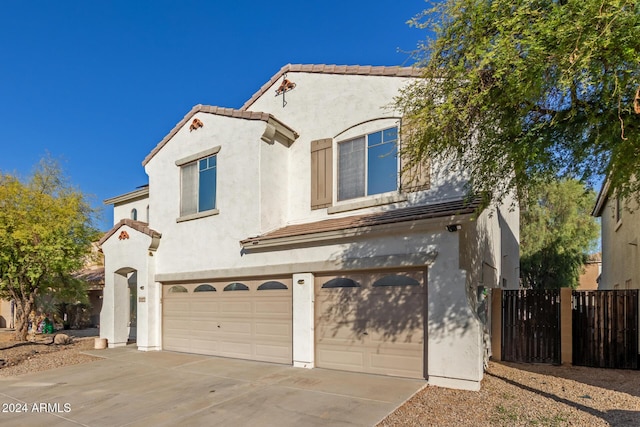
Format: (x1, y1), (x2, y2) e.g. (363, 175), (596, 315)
(189, 118), (204, 132)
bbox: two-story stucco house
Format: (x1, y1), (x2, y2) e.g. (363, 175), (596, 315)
(99, 64), (520, 391)
(593, 180), (639, 290)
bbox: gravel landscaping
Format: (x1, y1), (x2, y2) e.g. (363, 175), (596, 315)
(1, 329), (639, 426)
(0, 329), (100, 377)
(380, 361), (640, 426)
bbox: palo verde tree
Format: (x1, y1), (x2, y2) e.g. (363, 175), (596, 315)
(0, 158), (98, 340)
(520, 179), (599, 289)
(396, 0), (640, 205)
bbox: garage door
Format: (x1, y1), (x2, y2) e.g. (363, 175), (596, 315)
(315, 269), (425, 379)
(163, 277), (292, 364)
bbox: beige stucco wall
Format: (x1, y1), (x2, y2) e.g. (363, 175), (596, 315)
(599, 196), (640, 289)
(112, 196), (149, 225)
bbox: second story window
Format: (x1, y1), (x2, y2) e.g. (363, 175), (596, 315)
(181, 154), (217, 216)
(337, 127), (398, 201)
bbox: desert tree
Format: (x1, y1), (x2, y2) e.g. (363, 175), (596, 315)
(396, 0), (640, 206)
(520, 179), (599, 288)
(0, 158), (98, 340)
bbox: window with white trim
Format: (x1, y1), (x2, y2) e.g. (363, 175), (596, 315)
(337, 127), (398, 201)
(181, 155), (217, 216)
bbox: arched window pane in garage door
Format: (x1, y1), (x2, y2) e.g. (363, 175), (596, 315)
(321, 277), (360, 288)
(224, 282), (249, 291)
(257, 281), (288, 290)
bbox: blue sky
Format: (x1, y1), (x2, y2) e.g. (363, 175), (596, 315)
(0, 0), (428, 231)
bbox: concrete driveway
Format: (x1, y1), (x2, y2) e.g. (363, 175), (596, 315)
(0, 346), (425, 426)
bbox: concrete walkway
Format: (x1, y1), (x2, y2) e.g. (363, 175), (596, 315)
(0, 346), (425, 426)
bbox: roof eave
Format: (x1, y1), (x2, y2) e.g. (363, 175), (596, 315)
(592, 179), (610, 217)
(240, 214), (473, 251)
(104, 186), (149, 206)
(142, 105), (298, 166)
(240, 63), (423, 111)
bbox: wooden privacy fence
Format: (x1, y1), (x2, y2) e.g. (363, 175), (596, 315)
(493, 289), (640, 369)
(573, 290), (639, 369)
(501, 289), (561, 364)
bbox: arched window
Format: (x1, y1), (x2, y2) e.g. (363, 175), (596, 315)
(194, 284), (216, 292)
(131, 208), (138, 220)
(257, 281), (288, 290)
(372, 275), (420, 287)
(224, 282), (249, 291)
(168, 285), (188, 293)
(321, 278), (360, 289)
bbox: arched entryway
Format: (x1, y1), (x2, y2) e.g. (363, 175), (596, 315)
(114, 267), (138, 344)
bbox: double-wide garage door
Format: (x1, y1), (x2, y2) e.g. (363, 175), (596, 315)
(162, 269), (425, 379)
(162, 278), (292, 364)
(315, 269), (426, 379)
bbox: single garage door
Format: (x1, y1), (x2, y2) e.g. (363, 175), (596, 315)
(315, 269), (426, 379)
(163, 277), (292, 364)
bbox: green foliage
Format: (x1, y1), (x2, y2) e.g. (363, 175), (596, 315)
(520, 179), (599, 288)
(397, 0), (640, 205)
(0, 157), (98, 339)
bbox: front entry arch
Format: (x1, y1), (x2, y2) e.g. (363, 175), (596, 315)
(103, 267), (139, 347)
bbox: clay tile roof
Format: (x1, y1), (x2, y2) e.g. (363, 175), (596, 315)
(240, 63), (423, 111)
(73, 267), (105, 285)
(142, 105), (297, 166)
(98, 219), (162, 246)
(240, 198), (480, 246)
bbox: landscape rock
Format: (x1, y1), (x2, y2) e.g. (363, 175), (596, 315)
(53, 334), (73, 345)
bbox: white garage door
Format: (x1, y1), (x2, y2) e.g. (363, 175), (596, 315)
(315, 269), (426, 379)
(163, 278), (292, 364)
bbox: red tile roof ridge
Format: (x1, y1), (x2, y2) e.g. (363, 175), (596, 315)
(98, 218), (161, 246)
(142, 104), (295, 166)
(240, 63), (423, 111)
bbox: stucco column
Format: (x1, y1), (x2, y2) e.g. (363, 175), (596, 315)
(491, 289), (503, 361)
(292, 273), (314, 368)
(136, 256), (161, 351)
(99, 271), (115, 345)
(427, 232), (483, 391)
(100, 269), (131, 348)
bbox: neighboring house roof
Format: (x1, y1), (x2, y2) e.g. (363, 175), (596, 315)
(142, 105), (299, 166)
(104, 184), (149, 205)
(98, 218), (162, 246)
(241, 63), (423, 111)
(241, 198), (480, 248)
(74, 266), (105, 289)
(586, 252), (602, 263)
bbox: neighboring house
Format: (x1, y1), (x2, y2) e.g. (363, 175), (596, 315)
(593, 181), (639, 290)
(576, 253), (601, 290)
(0, 243), (105, 329)
(0, 299), (13, 328)
(73, 266), (105, 328)
(99, 64), (520, 391)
